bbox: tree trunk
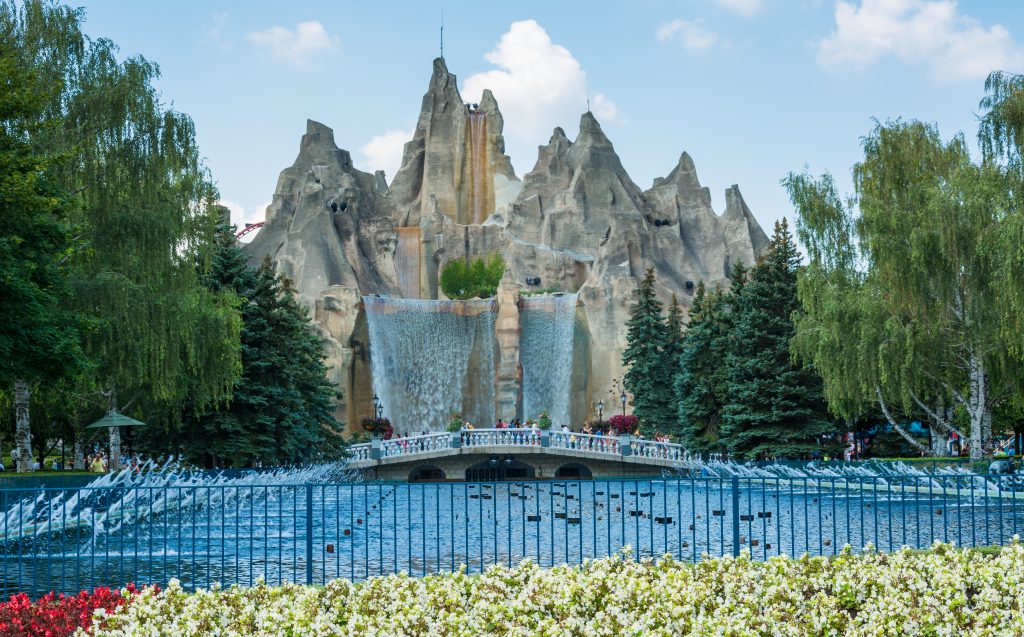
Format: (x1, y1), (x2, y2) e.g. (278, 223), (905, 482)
(876, 387), (929, 454)
(966, 351), (989, 460)
(74, 437), (85, 470)
(14, 380), (33, 472)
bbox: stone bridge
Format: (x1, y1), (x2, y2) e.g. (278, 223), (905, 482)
(346, 429), (693, 481)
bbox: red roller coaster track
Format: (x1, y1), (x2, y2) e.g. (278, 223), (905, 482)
(235, 222), (265, 239)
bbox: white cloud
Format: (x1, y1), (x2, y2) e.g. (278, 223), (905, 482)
(714, 0), (764, 17)
(461, 20), (619, 147)
(203, 12), (228, 41)
(818, 0), (1024, 81)
(247, 21), (338, 65)
(359, 128), (414, 182)
(656, 19), (720, 51)
(219, 199), (270, 243)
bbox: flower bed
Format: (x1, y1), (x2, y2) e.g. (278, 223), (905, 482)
(79, 542), (1024, 636)
(0, 586), (136, 637)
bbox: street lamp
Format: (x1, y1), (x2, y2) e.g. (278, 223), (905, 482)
(597, 400), (604, 423)
(372, 393), (382, 419)
(620, 391), (627, 418)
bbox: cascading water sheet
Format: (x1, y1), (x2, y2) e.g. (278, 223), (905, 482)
(364, 297), (497, 432)
(520, 293), (578, 427)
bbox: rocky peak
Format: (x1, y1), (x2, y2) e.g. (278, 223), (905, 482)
(390, 57), (519, 230)
(574, 111), (613, 149)
(653, 152), (701, 191)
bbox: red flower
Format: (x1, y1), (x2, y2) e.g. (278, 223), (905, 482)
(0, 584), (142, 637)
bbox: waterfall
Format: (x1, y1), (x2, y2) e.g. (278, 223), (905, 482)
(394, 227), (422, 299)
(364, 297), (497, 432)
(468, 111), (487, 224)
(520, 293), (578, 427)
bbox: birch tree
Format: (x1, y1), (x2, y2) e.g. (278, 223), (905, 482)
(786, 121), (1022, 459)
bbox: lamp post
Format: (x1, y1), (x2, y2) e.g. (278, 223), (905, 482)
(620, 391), (627, 418)
(372, 393), (381, 420)
(597, 400), (604, 424)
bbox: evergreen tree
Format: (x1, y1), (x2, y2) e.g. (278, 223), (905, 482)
(622, 268), (673, 434)
(720, 220), (835, 459)
(662, 294), (685, 436)
(180, 233), (343, 467)
(675, 284), (722, 450)
(674, 264), (749, 453)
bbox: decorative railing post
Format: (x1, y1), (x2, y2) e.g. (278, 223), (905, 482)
(619, 434), (633, 457)
(370, 436), (383, 460)
(305, 484), (314, 584)
(451, 432), (462, 449)
(540, 430), (550, 448)
(731, 476), (741, 557)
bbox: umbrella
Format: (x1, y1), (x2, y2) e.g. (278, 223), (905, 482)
(86, 411), (147, 429)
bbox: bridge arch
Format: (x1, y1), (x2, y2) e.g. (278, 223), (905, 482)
(465, 458), (536, 482)
(554, 463), (593, 479)
(409, 465), (446, 482)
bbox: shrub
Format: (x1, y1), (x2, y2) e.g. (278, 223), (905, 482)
(439, 253), (504, 300)
(0, 585), (137, 637)
(536, 411), (552, 430)
(84, 543), (1024, 636)
(446, 414), (464, 432)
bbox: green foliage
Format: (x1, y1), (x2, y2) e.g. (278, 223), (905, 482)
(675, 283), (730, 452)
(0, 33), (86, 389)
(163, 234), (343, 467)
(719, 221), (836, 459)
(446, 413), (464, 432)
(786, 116), (1024, 458)
(622, 268), (674, 435)
(979, 71), (1024, 172)
(536, 411), (552, 432)
(1, 0), (242, 441)
(536, 411), (552, 430)
(439, 253), (504, 300)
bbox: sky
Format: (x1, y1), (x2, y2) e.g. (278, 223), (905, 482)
(71, 0), (1024, 242)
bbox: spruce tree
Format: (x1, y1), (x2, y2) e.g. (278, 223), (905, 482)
(720, 220), (834, 459)
(662, 295), (685, 437)
(675, 283), (723, 451)
(181, 234), (343, 467)
(622, 268), (673, 434)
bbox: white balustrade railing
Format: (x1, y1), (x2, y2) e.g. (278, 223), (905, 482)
(630, 437), (685, 462)
(346, 428), (687, 464)
(348, 445), (371, 461)
(549, 431), (618, 455)
(382, 431), (452, 457)
(461, 428), (542, 448)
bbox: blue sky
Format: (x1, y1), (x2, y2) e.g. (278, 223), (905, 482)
(73, 1), (1024, 241)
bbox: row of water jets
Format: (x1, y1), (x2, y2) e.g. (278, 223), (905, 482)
(693, 457), (1020, 494)
(0, 458), (354, 544)
(1, 457), (1018, 545)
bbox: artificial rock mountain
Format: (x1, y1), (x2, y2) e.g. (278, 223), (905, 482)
(244, 58), (769, 432)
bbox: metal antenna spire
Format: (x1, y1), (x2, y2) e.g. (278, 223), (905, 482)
(440, 9), (444, 59)
(586, 77), (591, 112)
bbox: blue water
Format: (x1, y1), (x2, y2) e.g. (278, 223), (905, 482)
(3, 476), (1023, 596)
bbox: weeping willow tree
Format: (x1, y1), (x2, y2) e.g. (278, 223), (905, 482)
(785, 119), (1023, 459)
(2, 0), (241, 468)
